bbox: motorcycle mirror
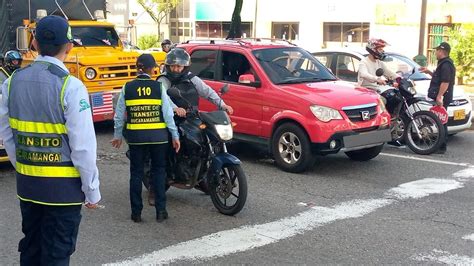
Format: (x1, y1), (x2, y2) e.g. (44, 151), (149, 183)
(375, 68), (384, 77)
(220, 84), (229, 95)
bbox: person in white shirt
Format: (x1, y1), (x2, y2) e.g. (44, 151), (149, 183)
(358, 38), (398, 91)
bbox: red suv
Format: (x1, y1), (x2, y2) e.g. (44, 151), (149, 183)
(179, 40), (392, 173)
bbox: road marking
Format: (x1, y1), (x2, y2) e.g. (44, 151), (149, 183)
(108, 167), (474, 265)
(413, 249), (474, 264)
(462, 234), (474, 241)
(380, 152), (472, 167)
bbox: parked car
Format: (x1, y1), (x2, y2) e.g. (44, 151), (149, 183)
(178, 40), (392, 173)
(0, 67), (10, 163)
(313, 49), (472, 134)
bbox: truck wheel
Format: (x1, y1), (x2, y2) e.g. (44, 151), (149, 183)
(272, 123), (315, 173)
(345, 144), (384, 161)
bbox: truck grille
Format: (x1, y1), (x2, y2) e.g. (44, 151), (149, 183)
(98, 64), (137, 79)
(342, 104), (378, 122)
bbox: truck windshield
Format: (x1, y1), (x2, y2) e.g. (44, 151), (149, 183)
(71, 26), (120, 47)
(253, 47), (336, 85)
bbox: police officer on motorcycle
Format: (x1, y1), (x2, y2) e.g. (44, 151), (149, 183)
(3, 50), (23, 75)
(158, 48), (233, 117)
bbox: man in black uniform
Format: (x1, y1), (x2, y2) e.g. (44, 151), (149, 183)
(420, 42), (456, 153)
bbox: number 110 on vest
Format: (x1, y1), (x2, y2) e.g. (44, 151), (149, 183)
(137, 87), (151, 96)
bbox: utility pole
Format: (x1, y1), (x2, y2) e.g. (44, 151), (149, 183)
(418, 0), (427, 55)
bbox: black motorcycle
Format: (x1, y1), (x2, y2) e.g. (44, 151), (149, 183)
(376, 68), (445, 155)
(150, 85), (247, 216)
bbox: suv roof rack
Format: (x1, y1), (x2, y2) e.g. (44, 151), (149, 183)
(184, 38), (296, 47)
(229, 38), (297, 46)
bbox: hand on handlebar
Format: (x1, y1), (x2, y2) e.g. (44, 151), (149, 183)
(222, 104), (234, 115)
(376, 77), (387, 85)
(174, 107), (187, 117)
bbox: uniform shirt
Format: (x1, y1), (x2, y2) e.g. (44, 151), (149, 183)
(158, 73), (227, 109)
(0, 55), (101, 204)
(358, 57), (398, 90)
(429, 57), (455, 107)
(113, 74), (179, 140)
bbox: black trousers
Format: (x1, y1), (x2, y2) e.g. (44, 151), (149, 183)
(19, 201), (82, 266)
(129, 143), (169, 216)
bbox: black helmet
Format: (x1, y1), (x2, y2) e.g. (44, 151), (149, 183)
(161, 39), (173, 52)
(4, 50), (22, 71)
(161, 39), (172, 46)
(164, 48), (191, 81)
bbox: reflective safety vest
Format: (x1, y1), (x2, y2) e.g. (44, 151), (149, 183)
(124, 75), (169, 144)
(8, 62), (84, 206)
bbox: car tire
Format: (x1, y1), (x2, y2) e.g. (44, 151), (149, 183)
(271, 123), (315, 173)
(345, 144), (384, 161)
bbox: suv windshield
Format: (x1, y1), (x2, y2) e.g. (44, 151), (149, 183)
(382, 54), (431, 81)
(253, 47), (336, 84)
(71, 26), (120, 47)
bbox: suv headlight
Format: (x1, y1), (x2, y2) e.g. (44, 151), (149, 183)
(215, 124), (233, 141)
(85, 68), (97, 80)
(310, 105), (342, 122)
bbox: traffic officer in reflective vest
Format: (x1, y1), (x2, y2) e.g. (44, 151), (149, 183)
(111, 54), (180, 223)
(0, 15), (101, 265)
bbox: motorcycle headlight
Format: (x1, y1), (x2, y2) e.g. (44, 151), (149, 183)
(85, 68), (97, 80)
(408, 86), (417, 95)
(310, 105), (342, 122)
(215, 124), (233, 141)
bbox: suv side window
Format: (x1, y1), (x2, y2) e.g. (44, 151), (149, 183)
(313, 54), (332, 69)
(189, 50), (218, 80)
(335, 54), (358, 82)
(221, 51), (256, 84)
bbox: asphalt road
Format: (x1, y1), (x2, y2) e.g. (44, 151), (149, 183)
(0, 123), (473, 265)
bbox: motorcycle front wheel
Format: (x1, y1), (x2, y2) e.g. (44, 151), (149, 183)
(209, 164), (247, 216)
(405, 111), (445, 155)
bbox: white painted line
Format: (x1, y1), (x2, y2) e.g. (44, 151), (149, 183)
(413, 249), (474, 265)
(380, 152), (472, 167)
(108, 167), (474, 265)
(385, 178), (463, 200)
(462, 234), (474, 241)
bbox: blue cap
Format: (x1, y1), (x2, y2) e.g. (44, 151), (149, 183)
(35, 15), (73, 45)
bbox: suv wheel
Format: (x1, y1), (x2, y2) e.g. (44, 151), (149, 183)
(272, 123), (315, 173)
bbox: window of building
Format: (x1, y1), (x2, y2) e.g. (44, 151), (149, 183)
(195, 22), (253, 39)
(189, 50), (218, 80)
(271, 22), (299, 41)
(323, 22), (370, 45)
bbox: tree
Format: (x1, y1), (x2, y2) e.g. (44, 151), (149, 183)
(449, 24), (474, 85)
(138, 34), (160, 50)
(226, 0), (243, 39)
(137, 0), (181, 40)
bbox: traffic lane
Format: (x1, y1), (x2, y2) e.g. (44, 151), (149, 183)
(208, 185), (474, 265)
(208, 179), (473, 265)
(83, 128), (467, 264)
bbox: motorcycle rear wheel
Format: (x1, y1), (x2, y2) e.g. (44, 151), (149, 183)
(405, 111), (445, 155)
(209, 164), (247, 216)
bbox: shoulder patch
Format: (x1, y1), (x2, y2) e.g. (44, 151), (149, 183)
(79, 99), (91, 112)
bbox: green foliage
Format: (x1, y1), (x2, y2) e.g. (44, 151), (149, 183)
(136, 0), (181, 24)
(138, 34), (160, 50)
(449, 24), (474, 84)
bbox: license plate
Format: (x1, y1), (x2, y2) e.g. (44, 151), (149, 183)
(454, 109), (466, 121)
(343, 129), (392, 149)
